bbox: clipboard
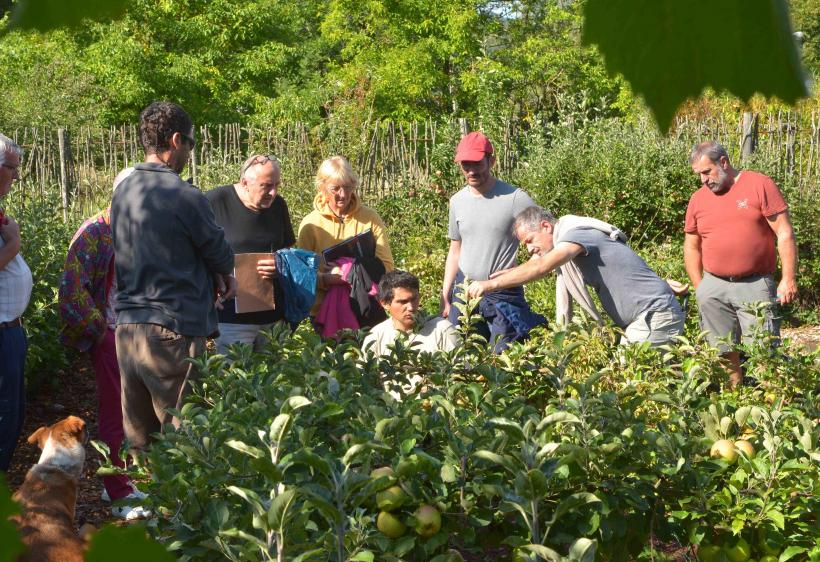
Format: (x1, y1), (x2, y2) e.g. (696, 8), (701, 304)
(322, 229), (376, 263)
(233, 253), (275, 313)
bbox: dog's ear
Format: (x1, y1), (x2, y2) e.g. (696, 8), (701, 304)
(27, 426), (50, 448)
(61, 416), (87, 441)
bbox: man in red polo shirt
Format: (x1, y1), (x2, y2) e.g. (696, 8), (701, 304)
(684, 141), (798, 387)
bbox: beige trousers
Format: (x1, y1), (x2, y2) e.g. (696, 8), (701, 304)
(115, 323), (205, 453)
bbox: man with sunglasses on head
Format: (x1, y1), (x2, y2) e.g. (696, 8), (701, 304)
(0, 133), (32, 473)
(111, 101), (235, 455)
(205, 154), (295, 353)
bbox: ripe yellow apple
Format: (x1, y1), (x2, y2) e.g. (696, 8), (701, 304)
(377, 511), (406, 538)
(710, 439), (738, 463)
(414, 504), (442, 537)
(370, 466), (394, 480)
(734, 440), (755, 458)
(376, 485), (408, 511)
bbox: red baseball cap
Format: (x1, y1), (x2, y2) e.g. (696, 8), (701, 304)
(454, 131), (494, 162)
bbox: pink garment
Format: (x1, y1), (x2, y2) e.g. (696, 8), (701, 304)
(316, 257), (359, 339)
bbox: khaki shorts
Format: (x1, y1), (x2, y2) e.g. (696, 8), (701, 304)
(695, 272), (780, 352)
(116, 323), (205, 453)
(623, 308), (685, 346)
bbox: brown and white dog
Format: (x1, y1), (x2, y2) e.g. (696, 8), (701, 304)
(11, 415), (88, 562)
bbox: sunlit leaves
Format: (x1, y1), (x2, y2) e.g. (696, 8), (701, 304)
(582, 0), (810, 131)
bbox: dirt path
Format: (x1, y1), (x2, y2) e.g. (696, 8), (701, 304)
(783, 325), (820, 352)
(5, 356), (116, 529)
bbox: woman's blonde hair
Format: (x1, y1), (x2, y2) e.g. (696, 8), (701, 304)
(314, 156), (359, 194)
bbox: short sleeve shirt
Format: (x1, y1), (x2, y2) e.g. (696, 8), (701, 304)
(684, 171), (787, 277)
(447, 180), (535, 280)
(556, 228), (680, 328)
(363, 315), (459, 356)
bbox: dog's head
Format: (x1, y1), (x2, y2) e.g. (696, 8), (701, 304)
(27, 416), (88, 479)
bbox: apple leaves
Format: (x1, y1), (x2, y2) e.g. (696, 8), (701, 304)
(0, 475), (24, 562)
(582, 0), (810, 132)
(4, 0), (128, 32)
(85, 525), (175, 562)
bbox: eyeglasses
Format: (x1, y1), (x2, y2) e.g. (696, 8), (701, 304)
(327, 184), (355, 195)
(179, 133), (197, 149)
(241, 154), (277, 177)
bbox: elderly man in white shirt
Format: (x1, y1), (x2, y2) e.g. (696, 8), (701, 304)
(0, 133), (33, 472)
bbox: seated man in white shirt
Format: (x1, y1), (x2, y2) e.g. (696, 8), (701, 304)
(364, 270), (459, 357)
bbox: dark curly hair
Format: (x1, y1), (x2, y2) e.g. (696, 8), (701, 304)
(378, 270), (420, 303)
(139, 101), (193, 154)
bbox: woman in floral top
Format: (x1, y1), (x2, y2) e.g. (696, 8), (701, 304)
(58, 169), (149, 520)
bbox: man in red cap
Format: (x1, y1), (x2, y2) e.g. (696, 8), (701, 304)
(440, 131), (546, 351)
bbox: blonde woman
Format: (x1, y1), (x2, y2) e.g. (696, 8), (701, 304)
(297, 156), (394, 327)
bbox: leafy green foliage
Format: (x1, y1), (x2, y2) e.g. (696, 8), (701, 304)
(0, 475), (24, 562)
(789, 0), (820, 77)
(4, 0), (127, 32)
(0, 0), (629, 127)
(85, 524), (175, 562)
(5, 200), (79, 386)
(582, 0), (810, 131)
(101, 313), (818, 560)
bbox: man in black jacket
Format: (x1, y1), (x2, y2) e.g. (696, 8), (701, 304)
(112, 101), (235, 454)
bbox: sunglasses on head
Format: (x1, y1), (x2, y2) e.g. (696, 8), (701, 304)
(241, 155), (276, 176)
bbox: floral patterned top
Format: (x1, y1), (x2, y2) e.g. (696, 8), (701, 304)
(58, 208), (115, 352)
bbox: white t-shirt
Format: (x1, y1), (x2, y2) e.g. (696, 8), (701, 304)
(363, 314), (459, 356)
(364, 314), (460, 400)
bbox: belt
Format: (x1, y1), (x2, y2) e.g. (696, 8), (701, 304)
(709, 272), (762, 283)
(0, 317), (22, 328)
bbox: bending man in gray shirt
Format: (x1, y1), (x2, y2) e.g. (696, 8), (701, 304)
(467, 206), (684, 346)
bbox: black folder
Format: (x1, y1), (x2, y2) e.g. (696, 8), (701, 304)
(322, 229), (377, 263)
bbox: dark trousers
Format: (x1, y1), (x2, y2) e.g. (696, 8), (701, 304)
(448, 270), (547, 353)
(0, 326), (27, 472)
(447, 271), (492, 341)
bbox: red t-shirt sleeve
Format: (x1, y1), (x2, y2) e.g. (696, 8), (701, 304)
(758, 175), (789, 217)
(684, 195), (699, 234)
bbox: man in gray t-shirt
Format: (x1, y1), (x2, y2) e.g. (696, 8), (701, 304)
(468, 206), (684, 346)
(441, 132), (545, 349)
(447, 179), (536, 282)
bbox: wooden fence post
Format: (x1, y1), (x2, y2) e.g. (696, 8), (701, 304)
(57, 128), (71, 220)
(741, 112), (758, 163)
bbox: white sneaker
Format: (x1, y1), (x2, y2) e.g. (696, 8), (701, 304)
(109, 489), (151, 520)
(111, 503), (152, 521)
